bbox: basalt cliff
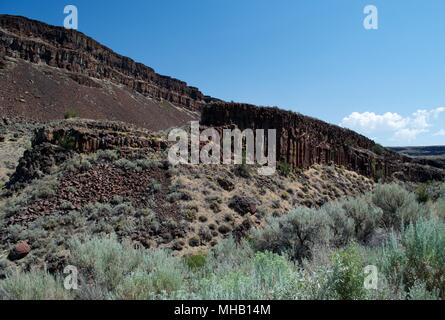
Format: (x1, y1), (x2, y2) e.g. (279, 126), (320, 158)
(0, 14), (444, 184)
(202, 103), (445, 182)
(0, 14), (215, 130)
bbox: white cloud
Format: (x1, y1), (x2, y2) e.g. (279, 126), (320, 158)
(341, 112), (407, 132)
(393, 128), (428, 141)
(434, 129), (445, 136)
(340, 107), (445, 142)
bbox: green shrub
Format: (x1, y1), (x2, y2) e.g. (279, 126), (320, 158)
(329, 244), (366, 300)
(0, 271), (70, 300)
(371, 143), (386, 156)
(63, 158), (84, 171)
(135, 159), (157, 170)
(205, 237), (254, 274)
(1, 195), (28, 218)
(114, 270), (154, 300)
(196, 251), (302, 300)
(408, 281), (439, 300)
(57, 135), (76, 150)
(113, 158), (156, 172)
(96, 150), (119, 162)
(415, 184), (430, 203)
(69, 236), (187, 299)
(64, 109), (79, 119)
(114, 158), (138, 171)
(251, 207), (331, 262)
(379, 218), (445, 298)
(69, 236), (144, 291)
(110, 195), (125, 205)
(433, 198), (445, 221)
(342, 197), (382, 243)
(60, 200), (74, 211)
(148, 180), (162, 194)
(277, 161), (292, 177)
(78, 159), (92, 172)
(111, 203), (135, 216)
(83, 202), (113, 219)
(145, 260), (185, 295)
(30, 178), (58, 200)
(184, 254), (207, 270)
(321, 202), (355, 246)
(372, 183), (423, 229)
(166, 191), (192, 203)
(322, 197), (382, 246)
(413, 181), (445, 202)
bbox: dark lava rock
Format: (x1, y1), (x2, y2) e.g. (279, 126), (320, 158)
(217, 177), (235, 191)
(8, 241), (31, 261)
(233, 219), (253, 242)
(172, 240), (185, 251)
(188, 237), (200, 247)
(7, 143), (73, 189)
(228, 195), (257, 215)
(217, 224), (231, 235)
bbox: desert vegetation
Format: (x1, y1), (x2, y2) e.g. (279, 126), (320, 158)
(2, 11), (445, 303)
(1, 181), (444, 300)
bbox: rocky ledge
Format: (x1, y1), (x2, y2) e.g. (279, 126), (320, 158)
(6, 120), (168, 189)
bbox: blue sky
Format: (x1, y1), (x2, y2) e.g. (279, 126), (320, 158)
(1, 0), (445, 146)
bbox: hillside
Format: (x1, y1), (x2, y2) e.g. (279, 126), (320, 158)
(0, 14), (214, 130)
(1, 14), (445, 300)
(1, 118), (444, 301)
(0, 119), (375, 260)
(390, 146), (445, 158)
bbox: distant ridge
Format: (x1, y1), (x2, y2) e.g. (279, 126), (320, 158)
(389, 146), (445, 158)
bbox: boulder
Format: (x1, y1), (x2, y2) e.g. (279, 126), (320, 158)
(229, 195), (257, 216)
(8, 241), (31, 261)
(217, 177), (235, 191)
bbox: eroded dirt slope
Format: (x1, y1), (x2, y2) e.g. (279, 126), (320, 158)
(0, 58), (197, 130)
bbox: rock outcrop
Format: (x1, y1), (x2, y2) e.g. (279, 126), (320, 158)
(32, 121), (168, 154)
(7, 143), (74, 189)
(0, 14), (214, 111)
(7, 120), (169, 188)
(7, 241), (31, 261)
(201, 103), (445, 182)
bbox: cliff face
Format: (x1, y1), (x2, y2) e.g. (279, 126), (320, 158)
(201, 103), (445, 182)
(0, 14), (209, 111)
(1, 15), (443, 182)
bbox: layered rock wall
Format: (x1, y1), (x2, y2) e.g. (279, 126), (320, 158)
(0, 14), (211, 111)
(7, 120), (168, 188)
(32, 121), (169, 154)
(201, 103), (445, 182)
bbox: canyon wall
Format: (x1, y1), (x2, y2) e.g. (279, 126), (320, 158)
(0, 14), (212, 111)
(201, 103), (445, 182)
